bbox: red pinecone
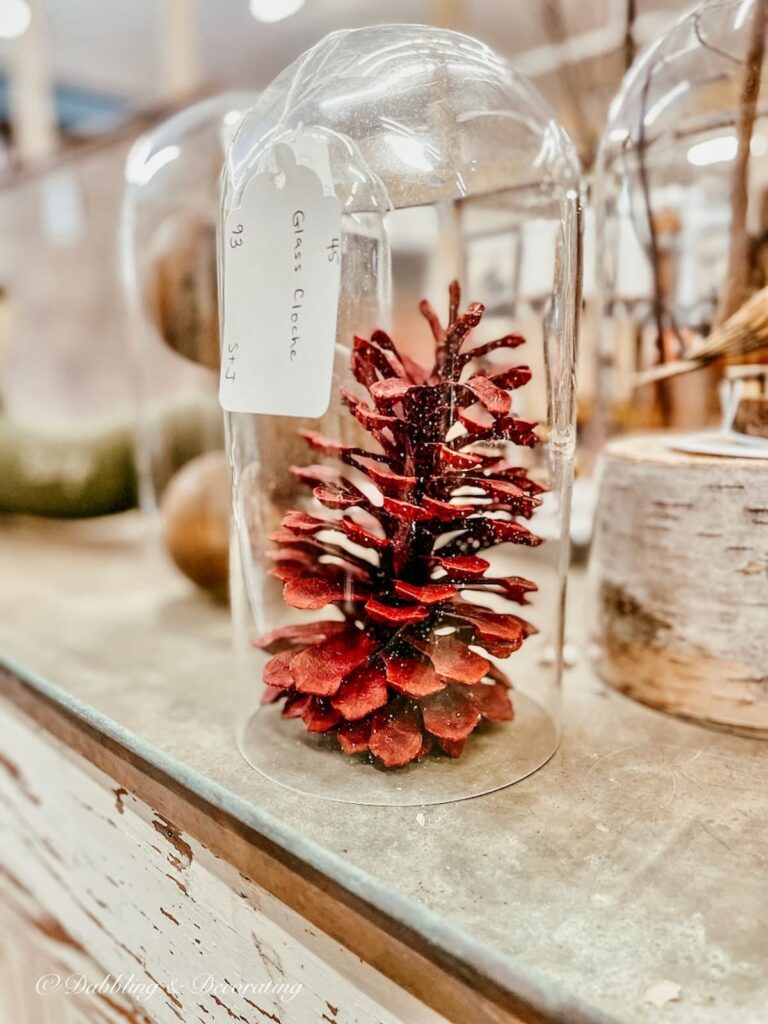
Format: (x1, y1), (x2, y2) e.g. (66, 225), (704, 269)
(255, 281), (544, 768)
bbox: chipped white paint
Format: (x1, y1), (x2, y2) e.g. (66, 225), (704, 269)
(0, 699), (448, 1024)
(643, 980), (682, 1008)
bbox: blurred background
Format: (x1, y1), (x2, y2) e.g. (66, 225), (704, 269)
(0, 0), (692, 544)
(0, 0), (691, 169)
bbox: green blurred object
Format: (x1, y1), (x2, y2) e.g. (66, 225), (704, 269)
(0, 394), (223, 519)
(0, 416), (138, 518)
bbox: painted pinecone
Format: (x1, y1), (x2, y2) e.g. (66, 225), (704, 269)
(255, 282), (545, 768)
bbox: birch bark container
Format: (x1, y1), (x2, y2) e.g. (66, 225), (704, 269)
(590, 434), (768, 735)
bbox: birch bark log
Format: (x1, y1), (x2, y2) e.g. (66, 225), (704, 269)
(591, 435), (768, 733)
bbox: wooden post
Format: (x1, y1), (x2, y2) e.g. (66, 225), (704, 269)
(156, 0), (203, 104)
(429, 0), (464, 30)
(715, 0), (768, 327)
(7, 0), (56, 165)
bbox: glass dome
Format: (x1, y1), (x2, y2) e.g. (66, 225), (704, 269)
(0, 139), (137, 519)
(595, 0), (768, 447)
(120, 92), (256, 593)
(591, 0), (768, 738)
(223, 25), (582, 804)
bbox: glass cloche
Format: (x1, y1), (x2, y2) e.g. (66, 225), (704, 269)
(0, 140), (137, 518)
(121, 92), (257, 512)
(591, 0), (768, 738)
(121, 92), (256, 596)
(221, 26), (582, 803)
(595, 0), (768, 448)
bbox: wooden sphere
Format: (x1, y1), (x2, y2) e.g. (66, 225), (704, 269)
(145, 215), (220, 370)
(161, 452), (230, 595)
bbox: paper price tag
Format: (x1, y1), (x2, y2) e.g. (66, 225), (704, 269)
(220, 137), (341, 417)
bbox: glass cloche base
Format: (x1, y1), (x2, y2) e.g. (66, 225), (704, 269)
(237, 694), (558, 806)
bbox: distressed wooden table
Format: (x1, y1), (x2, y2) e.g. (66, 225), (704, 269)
(0, 515), (766, 1024)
